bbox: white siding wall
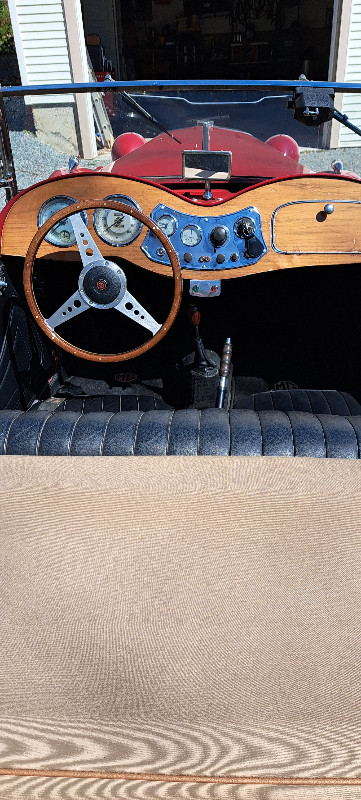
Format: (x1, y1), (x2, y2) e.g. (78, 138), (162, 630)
(339, 0), (361, 146)
(8, 0), (73, 103)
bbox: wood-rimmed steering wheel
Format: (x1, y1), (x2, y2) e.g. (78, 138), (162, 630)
(24, 199), (182, 363)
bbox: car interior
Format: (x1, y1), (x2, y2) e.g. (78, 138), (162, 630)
(1, 80), (361, 800)
(1, 167), (361, 457)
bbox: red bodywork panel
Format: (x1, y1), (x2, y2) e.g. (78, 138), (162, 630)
(102, 126), (312, 181)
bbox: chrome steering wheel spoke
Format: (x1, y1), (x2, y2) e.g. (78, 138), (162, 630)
(115, 290), (161, 334)
(70, 213), (103, 266)
(46, 290), (90, 330)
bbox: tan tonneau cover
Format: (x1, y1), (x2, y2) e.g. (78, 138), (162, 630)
(1, 456), (361, 798)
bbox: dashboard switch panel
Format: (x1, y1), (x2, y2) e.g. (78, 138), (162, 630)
(142, 204), (267, 269)
(189, 280), (221, 297)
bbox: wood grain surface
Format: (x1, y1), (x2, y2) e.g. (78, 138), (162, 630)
(1, 777), (361, 799)
(272, 200), (361, 254)
(2, 174), (361, 280)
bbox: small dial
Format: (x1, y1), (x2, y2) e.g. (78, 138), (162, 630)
(94, 195), (142, 246)
(181, 224), (202, 247)
(38, 196), (87, 247)
(156, 214), (177, 236)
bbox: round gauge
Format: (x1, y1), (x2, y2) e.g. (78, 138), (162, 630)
(38, 196), (87, 247)
(156, 214), (177, 237)
(93, 194), (142, 246)
(235, 216), (256, 238)
(180, 224), (202, 247)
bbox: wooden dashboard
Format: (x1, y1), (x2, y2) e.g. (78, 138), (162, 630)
(1, 173), (361, 281)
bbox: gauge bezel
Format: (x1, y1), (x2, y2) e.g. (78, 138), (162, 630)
(180, 224), (203, 247)
(234, 215), (256, 239)
(93, 194), (143, 246)
(38, 195), (87, 247)
(155, 213), (178, 237)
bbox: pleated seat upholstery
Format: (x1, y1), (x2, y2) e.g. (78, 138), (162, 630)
(1, 406), (361, 457)
(233, 388), (361, 415)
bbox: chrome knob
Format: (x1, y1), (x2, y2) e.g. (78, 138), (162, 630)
(324, 203), (334, 215)
(331, 159), (343, 174)
(68, 155), (80, 173)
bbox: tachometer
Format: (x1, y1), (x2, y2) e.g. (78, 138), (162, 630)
(38, 196), (87, 247)
(93, 194), (142, 246)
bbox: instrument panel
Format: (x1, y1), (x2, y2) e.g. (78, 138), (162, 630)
(2, 173), (361, 281)
(142, 204), (267, 269)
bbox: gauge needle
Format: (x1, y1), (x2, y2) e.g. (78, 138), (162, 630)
(106, 217), (125, 230)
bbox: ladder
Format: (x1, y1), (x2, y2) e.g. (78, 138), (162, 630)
(87, 51), (114, 150)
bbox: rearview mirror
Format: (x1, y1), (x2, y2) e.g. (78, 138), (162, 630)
(182, 150), (231, 180)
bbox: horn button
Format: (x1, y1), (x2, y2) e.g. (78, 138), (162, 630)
(79, 260), (127, 308)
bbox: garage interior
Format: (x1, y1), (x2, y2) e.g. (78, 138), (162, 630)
(81, 0), (334, 83)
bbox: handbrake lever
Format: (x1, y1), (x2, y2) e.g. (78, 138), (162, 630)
(216, 338), (232, 408)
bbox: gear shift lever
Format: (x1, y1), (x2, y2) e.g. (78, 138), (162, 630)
(189, 305), (217, 374)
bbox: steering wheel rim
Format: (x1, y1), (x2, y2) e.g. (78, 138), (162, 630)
(24, 199), (182, 363)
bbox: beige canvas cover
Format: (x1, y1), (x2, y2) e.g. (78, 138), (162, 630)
(1, 455), (361, 799)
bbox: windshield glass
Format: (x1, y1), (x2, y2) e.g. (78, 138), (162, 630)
(1, 83), (361, 201)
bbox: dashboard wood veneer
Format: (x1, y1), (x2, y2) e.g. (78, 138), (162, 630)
(2, 173), (361, 280)
(273, 200), (361, 254)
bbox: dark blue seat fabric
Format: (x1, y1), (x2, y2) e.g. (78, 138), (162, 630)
(55, 395), (172, 413)
(0, 407), (360, 457)
(233, 389), (361, 415)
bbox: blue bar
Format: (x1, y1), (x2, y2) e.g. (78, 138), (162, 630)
(1, 79), (361, 96)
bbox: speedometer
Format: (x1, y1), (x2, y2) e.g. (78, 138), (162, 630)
(38, 196), (87, 247)
(93, 195), (142, 246)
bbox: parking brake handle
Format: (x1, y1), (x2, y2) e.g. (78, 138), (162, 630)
(216, 338), (232, 408)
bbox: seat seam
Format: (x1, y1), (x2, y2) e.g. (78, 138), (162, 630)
(4, 383), (24, 411)
(255, 411), (263, 455)
(340, 391), (352, 414)
(100, 413), (115, 455)
(132, 411), (145, 455)
(67, 413), (84, 456)
(304, 389), (313, 413)
(165, 410), (175, 455)
(345, 417), (360, 458)
(322, 390), (332, 414)
(315, 414), (327, 456)
(285, 412), (295, 456)
(2, 412), (23, 454)
(196, 410), (201, 455)
(35, 412), (55, 455)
